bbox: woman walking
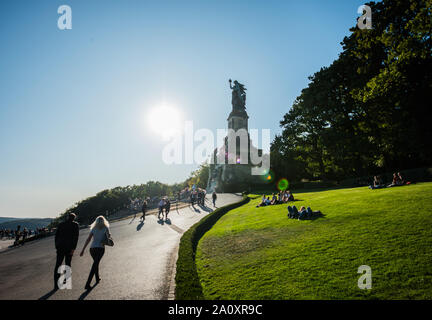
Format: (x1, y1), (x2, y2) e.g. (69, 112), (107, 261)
(80, 215), (111, 290)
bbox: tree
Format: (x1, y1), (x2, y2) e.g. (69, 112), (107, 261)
(271, 0), (432, 182)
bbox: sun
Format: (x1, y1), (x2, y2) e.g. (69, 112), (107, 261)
(146, 105), (183, 140)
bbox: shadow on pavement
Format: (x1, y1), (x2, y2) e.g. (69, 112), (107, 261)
(198, 204), (213, 213)
(38, 288), (58, 300)
(190, 205), (201, 213)
(78, 283), (99, 300)
(136, 221), (144, 231)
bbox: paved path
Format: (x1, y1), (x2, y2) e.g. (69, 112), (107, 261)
(0, 194), (241, 300)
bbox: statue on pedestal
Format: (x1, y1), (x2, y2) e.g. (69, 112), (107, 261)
(229, 79), (246, 110)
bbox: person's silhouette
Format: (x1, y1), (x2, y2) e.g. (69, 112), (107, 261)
(53, 213), (79, 290)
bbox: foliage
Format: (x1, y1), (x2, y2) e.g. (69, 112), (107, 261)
(186, 163), (210, 189)
(271, 0), (432, 182)
(49, 180), (189, 227)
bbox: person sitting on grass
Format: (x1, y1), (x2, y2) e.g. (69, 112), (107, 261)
(281, 191), (288, 203)
(287, 205), (320, 220)
(298, 206), (313, 220)
(287, 190), (294, 201)
(287, 205), (309, 219)
(287, 205), (299, 218)
(256, 196), (271, 208)
(270, 193), (278, 205)
(388, 173), (402, 187)
(397, 172), (406, 185)
(369, 176), (385, 189)
(277, 191), (283, 204)
(282, 190), (293, 202)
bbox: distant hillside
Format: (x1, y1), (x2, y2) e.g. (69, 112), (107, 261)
(0, 217), (20, 224)
(0, 218), (53, 231)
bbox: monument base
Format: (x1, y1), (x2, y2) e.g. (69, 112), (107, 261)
(207, 163), (268, 193)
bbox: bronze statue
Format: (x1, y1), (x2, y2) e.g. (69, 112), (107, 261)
(229, 79), (246, 110)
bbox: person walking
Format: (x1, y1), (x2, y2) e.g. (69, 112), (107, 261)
(141, 199), (147, 221)
(197, 190), (202, 206)
(80, 215), (111, 290)
(21, 228), (28, 245)
(176, 192), (180, 210)
(14, 225), (21, 246)
(54, 213), (79, 290)
(190, 192), (194, 206)
(158, 199), (165, 220)
(212, 192), (217, 207)
(165, 199), (171, 220)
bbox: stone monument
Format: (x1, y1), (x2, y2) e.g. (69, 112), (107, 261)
(207, 79), (267, 193)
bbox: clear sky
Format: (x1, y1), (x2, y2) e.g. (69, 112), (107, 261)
(0, 0), (369, 218)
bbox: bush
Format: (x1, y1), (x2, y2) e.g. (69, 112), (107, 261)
(175, 196), (250, 300)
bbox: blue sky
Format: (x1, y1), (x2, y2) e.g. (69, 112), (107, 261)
(0, 0), (369, 218)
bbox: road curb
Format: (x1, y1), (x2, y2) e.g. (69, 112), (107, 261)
(168, 244), (180, 300)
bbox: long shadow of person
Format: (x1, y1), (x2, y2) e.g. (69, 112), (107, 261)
(129, 215), (136, 224)
(136, 221), (144, 231)
(190, 205), (201, 213)
(38, 288), (58, 300)
(198, 204), (213, 213)
(78, 283), (98, 300)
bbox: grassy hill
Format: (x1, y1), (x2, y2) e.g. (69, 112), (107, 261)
(196, 182), (432, 299)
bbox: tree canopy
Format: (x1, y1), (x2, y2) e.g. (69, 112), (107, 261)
(271, 0), (432, 182)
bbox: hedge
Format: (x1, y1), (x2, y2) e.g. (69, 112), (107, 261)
(175, 196), (250, 300)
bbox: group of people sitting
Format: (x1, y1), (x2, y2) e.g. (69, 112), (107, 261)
(255, 190), (323, 221)
(256, 190), (295, 207)
(287, 205), (322, 220)
(369, 172), (411, 189)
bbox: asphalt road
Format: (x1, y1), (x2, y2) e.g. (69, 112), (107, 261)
(0, 193), (241, 300)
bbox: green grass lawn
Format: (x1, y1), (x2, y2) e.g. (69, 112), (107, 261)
(196, 182), (432, 299)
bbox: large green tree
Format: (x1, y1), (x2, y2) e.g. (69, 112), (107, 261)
(272, 0), (432, 182)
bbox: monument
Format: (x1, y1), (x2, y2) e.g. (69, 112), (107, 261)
(207, 79), (268, 193)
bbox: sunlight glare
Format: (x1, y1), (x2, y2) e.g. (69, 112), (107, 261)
(146, 105), (183, 140)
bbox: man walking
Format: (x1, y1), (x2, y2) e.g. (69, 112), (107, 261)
(212, 191), (217, 207)
(158, 198), (165, 220)
(54, 213), (79, 290)
(14, 225), (21, 246)
(164, 198), (171, 220)
(141, 199), (147, 221)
